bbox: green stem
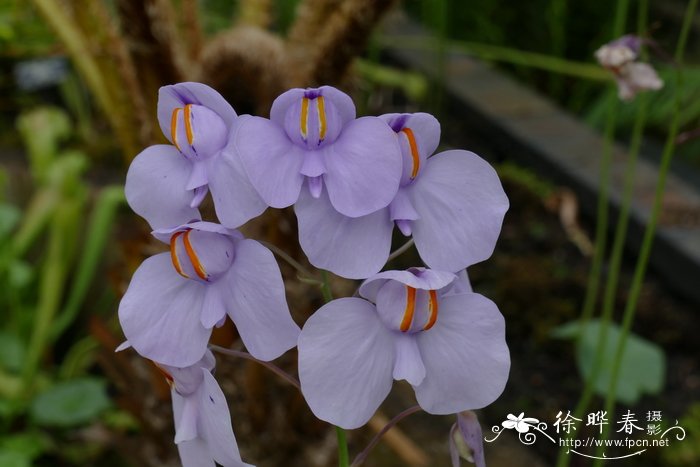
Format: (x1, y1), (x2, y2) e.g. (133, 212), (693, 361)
(594, 0), (696, 463)
(20, 202), (71, 393)
(556, 2), (630, 465)
(320, 270), (334, 302)
(547, 0), (568, 96)
(336, 426), (350, 467)
(355, 59), (428, 103)
(380, 36), (610, 81)
(320, 270), (348, 467)
(577, 96), (618, 341)
(10, 189), (59, 259)
(51, 186), (125, 340)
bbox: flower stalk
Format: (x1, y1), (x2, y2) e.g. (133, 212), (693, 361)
(594, 0), (697, 461)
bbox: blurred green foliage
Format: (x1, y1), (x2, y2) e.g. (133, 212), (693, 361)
(404, 0), (700, 165)
(662, 403), (700, 466)
(0, 106), (126, 465)
(552, 320), (665, 405)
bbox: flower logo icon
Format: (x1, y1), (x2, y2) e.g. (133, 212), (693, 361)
(502, 413), (540, 433)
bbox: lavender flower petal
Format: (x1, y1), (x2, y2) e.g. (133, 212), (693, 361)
(298, 298), (395, 429)
(456, 411), (487, 467)
(323, 117), (402, 217)
(185, 160), (208, 190)
(197, 370), (252, 467)
(410, 150), (508, 272)
(234, 116), (306, 208)
(443, 269), (473, 296)
(176, 438), (216, 467)
(212, 239), (300, 361)
(380, 112), (440, 185)
(158, 82), (237, 141)
(294, 187), (393, 279)
(209, 119), (268, 228)
(173, 393), (216, 467)
(392, 332), (426, 385)
(414, 293), (509, 414)
(118, 253), (211, 367)
(125, 145), (201, 230)
(359, 268), (457, 303)
(270, 86), (355, 129)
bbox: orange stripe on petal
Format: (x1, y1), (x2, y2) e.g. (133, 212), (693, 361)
(170, 231), (189, 278)
(184, 104), (195, 145)
(171, 108), (181, 151)
(424, 290), (439, 330)
(300, 97), (309, 139)
(400, 127), (420, 179)
(183, 230), (208, 281)
(317, 96), (327, 141)
(400, 286), (417, 332)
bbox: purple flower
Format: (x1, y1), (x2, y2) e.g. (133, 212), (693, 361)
(613, 63), (663, 101)
(595, 35), (642, 68)
(157, 351), (253, 467)
(234, 86), (402, 217)
(126, 82), (266, 230)
(298, 268), (510, 429)
(118, 221), (299, 367)
(295, 113), (509, 278)
(449, 411), (486, 467)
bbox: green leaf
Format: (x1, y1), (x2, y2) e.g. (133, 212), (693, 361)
(58, 337), (98, 379)
(0, 204), (21, 239)
(52, 186), (125, 340)
(16, 107), (72, 183)
(0, 450), (30, 467)
(8, 260), (33, 290)
(0, 333), (25, 373)
(0, 432), (50, 462)
(30, 378), (110, 427)
(552, 319), (665, 404)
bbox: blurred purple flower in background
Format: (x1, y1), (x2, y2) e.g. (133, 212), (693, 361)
(234, 86), (402, 216)
(118, 221), (299, 367)
(594, 34), (642, 68)
(156, 351), (253, 467)
(595, 35), (663, 101)
(613, 62), (663, 101)
(295, 112), (508, 278)
(298, 268), (510, 429)
(126, 82), (266, 230)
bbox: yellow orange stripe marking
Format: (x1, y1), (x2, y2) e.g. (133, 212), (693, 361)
(424, 290), (439, 330)
(400, 286), (417, 332)
(170, 231), (189, 278)
(183, 230), (208, 281)
(400, 127), (420, 179)
(317, 96), (327, 141)
(184, 104), (194, 145)
(300, 97), (309, 139)
(171, 108), (181, 151)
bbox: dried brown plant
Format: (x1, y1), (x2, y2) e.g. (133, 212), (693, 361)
(31, 0), (399, 161)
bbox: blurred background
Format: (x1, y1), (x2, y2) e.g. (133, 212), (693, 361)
(0, 0), (699, 466)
